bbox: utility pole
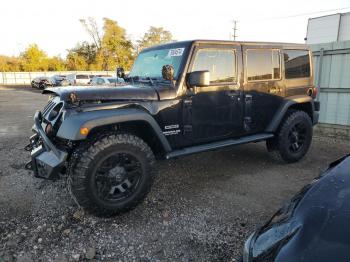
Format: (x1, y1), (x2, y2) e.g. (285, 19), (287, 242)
(232, 20), (238, 41)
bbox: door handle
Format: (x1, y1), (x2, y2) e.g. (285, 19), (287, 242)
(228, 91), (238, 96)
(227, 91), (240, 101)
(269, 87), (282, 93)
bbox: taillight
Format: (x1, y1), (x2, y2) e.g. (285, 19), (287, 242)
(308, 87), (317, 99)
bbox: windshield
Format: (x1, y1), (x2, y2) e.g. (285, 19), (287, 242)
(129, 47), (186, 79)
(108, 78), (124, 83)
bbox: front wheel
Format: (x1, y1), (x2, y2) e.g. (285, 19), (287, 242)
(268, 110), (313, 163)
(69, 133), (155, 216)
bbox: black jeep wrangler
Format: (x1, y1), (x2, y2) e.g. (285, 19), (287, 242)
(25, 40), (320, 215)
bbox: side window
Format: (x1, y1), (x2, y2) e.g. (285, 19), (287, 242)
(97, 78), (104, 84)
(191, 49), (237, 84)
(246, 49), (280, 81)
(284, 50), (310, 79)
(77, 75), (89, 79)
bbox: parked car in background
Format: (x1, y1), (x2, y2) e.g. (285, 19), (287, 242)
(30, 77), (52, 89)
(90, 76), (125, 85)
(65, 74), (90, 85)
(242, 154), (350, 262)
(49, 75), (67, 87)
(88, 74), (112, 84)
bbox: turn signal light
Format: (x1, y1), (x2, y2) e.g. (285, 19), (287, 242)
(80, 127), (89, 136)
(45, 123), (53, 135)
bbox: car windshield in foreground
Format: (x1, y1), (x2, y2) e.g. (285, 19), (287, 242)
(129, 46), (186, 80)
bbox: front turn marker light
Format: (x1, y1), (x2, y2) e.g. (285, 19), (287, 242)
(80, 127), (89, 136)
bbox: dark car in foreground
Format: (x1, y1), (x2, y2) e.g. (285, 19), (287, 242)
(243, 154), (350, 262)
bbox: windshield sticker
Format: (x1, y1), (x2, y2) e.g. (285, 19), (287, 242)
(168, 48), (185, 57)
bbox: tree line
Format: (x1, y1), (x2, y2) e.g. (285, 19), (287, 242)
(0, 18), (174, 72)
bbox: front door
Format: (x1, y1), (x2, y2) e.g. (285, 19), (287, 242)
(183, 44), (243, 145)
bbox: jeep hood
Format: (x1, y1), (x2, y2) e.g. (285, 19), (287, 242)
(43, 85), (159, 102)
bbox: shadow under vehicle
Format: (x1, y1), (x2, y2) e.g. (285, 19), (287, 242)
(242, 154), (350, 262)
(25, 40), (320, 215)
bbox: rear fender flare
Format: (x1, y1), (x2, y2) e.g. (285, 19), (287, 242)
(266, 95), (315, 132)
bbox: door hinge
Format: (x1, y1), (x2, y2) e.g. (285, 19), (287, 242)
(183, 125), (192, 134)
(244, 117), (252, 132)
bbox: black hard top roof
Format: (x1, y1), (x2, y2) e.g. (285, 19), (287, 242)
(142, 39), (309, 52)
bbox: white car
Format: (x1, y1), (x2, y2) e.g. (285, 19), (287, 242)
(90, 77), (125, 86)
(65, 74), (91, 85)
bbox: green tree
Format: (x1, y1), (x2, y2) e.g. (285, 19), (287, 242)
(66, 52), (88, 71)
(47, 56), (66, 71)
(20, 44), (48, 71)
(0, 55), (21, 72)
(100, 18), (134, 70)
(79, 17), (102, 49)
(79, 17), (134, 70)
(137, 26), (174, 51)
(66, 41), (98, 70)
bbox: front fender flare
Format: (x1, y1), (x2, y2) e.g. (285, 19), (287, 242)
(57, 108), (171, 152)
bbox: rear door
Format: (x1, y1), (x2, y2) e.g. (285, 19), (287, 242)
(242, 45), (284, 133)
(283, 49), (313, 96)
(183, 43), (244, 144)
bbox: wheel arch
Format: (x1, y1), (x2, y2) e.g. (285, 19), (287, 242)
(266, 95), (315, 133)
(57, 108), (171, 154)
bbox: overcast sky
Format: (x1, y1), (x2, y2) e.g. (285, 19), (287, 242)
(1, 0), (349, 57)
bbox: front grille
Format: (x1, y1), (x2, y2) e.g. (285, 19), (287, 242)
(42, 99), (57, 116)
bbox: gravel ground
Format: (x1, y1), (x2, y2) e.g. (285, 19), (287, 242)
(0, 86), (349, 262)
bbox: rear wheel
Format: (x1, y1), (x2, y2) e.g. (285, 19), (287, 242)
(268, 110), (312, 163)
(69, 133), (155, 216)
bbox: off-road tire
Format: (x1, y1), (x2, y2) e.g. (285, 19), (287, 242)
(268, 110), (312, 163)
(69, 133), (155, 216)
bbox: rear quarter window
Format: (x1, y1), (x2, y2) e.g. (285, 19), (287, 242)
(283, 50), (310, 79)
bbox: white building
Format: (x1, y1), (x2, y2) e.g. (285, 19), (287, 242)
(306, 12), (350, 137)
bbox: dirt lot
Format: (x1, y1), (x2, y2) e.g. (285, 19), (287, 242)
(0, 86), (349, 262)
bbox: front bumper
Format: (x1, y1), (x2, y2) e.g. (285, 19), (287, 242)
(25, 111), (67, 180)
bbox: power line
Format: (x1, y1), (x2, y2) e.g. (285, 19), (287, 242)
(239, 6), (350, 22)
(269, 6), (350, 20)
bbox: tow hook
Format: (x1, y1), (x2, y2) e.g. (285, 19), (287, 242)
(25, 161), (33, 170)
(24, 144), (33, 152)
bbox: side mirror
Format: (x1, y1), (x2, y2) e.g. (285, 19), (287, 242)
(162, 65), (174, 81)
(116, 67), (125, 78)
(188, 71), (210, 88)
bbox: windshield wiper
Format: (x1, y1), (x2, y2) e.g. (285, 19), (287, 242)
(145, 77), (154, 86)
